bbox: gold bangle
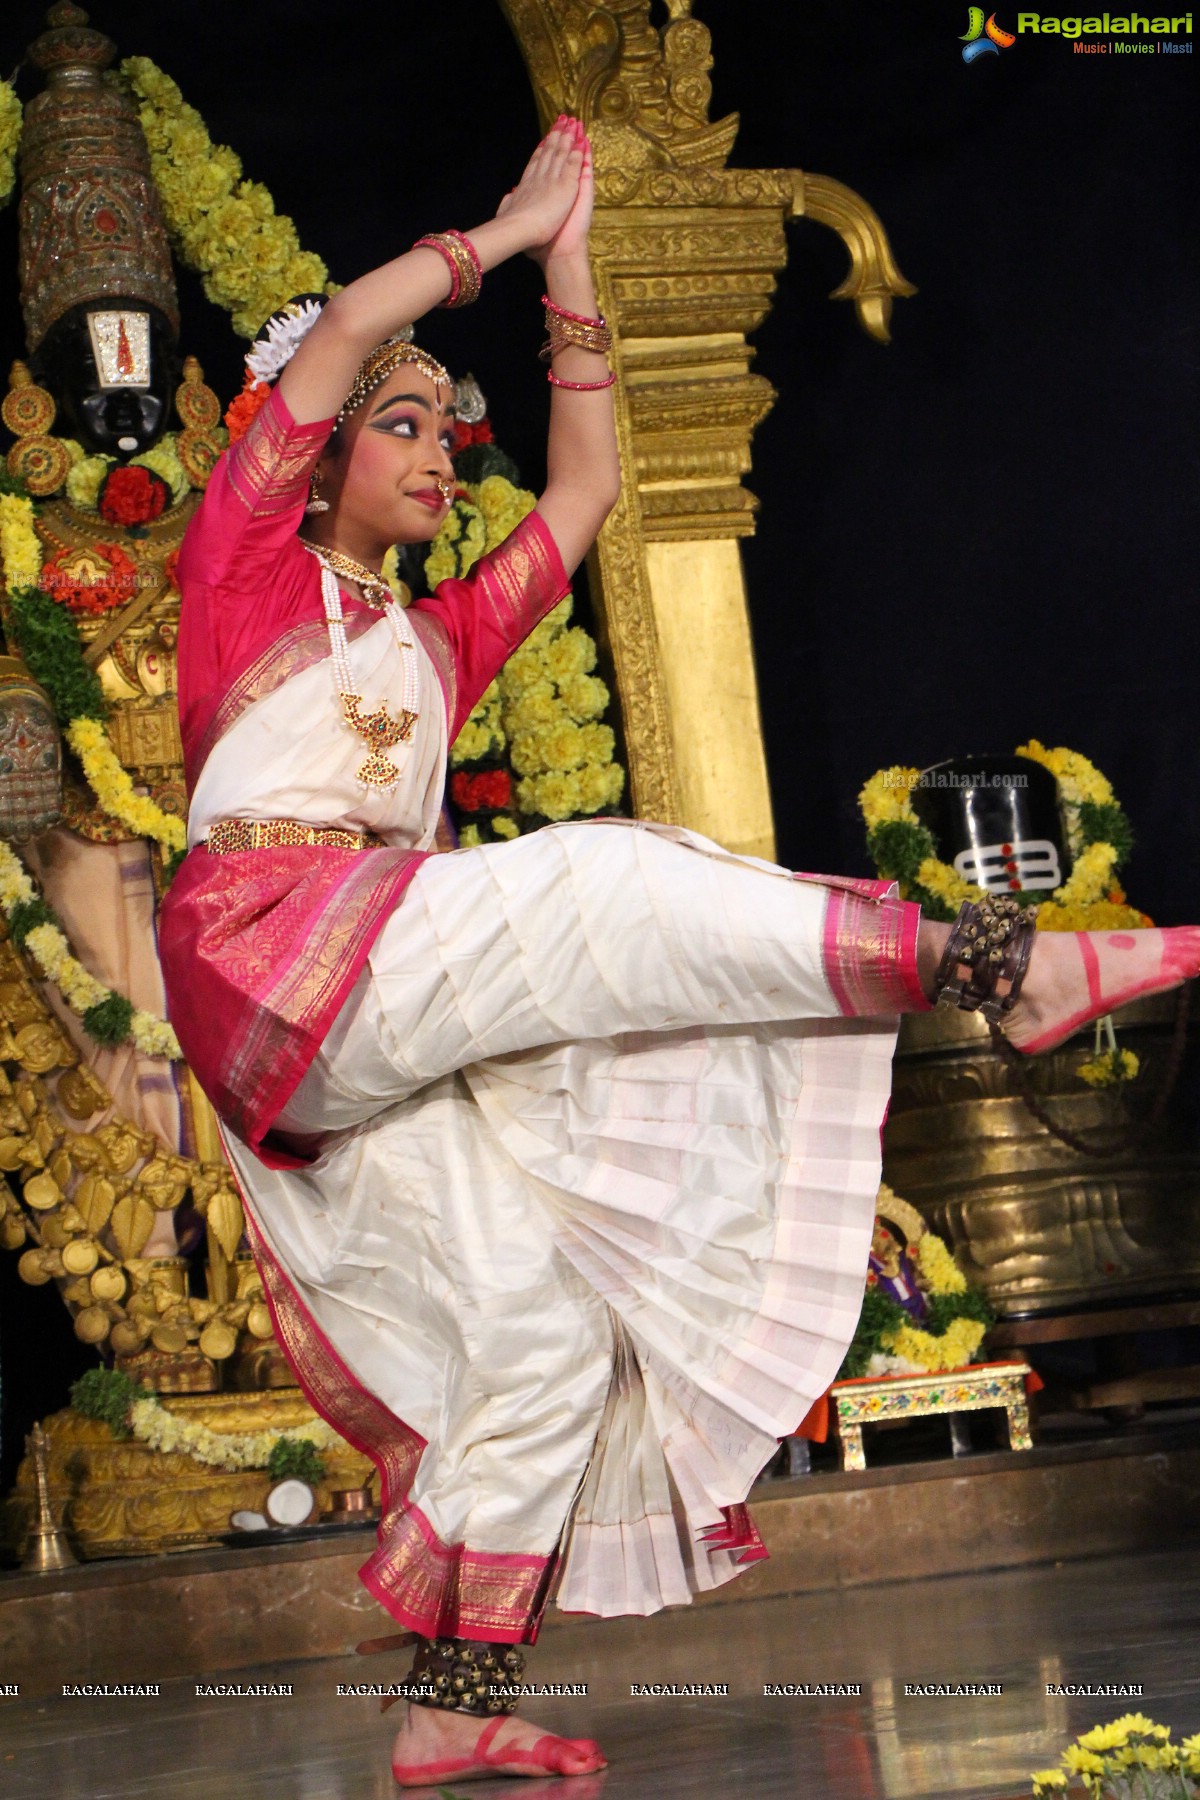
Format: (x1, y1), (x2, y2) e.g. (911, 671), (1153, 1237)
(538, 334), (612, 364)
(413, 231), (482, 308)
(540, 309), (613, 357)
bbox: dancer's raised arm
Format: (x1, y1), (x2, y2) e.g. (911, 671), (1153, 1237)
(278, 117), (592, 427)
(518, 120), (622, 576)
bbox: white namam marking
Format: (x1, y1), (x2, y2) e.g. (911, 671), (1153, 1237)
(87, 310), (151, 388)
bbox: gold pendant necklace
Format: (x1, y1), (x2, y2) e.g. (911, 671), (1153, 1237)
(312, 557), (420, 791)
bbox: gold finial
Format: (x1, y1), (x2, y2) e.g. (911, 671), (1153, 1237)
(28, 4), (116, 83)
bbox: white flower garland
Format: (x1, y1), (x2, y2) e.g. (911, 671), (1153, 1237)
(129, 1396), (345, 1471)
(245, 299), (324, 383)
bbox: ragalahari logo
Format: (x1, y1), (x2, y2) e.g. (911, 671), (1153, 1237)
(961, 7), (1017, 58)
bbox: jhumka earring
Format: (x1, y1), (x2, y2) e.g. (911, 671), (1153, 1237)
(305, 469), (330, 515)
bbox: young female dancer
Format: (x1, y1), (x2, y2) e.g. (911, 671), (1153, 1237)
(160, 118), (1199, 1786)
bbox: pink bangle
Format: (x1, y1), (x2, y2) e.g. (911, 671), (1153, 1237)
(445, 229), (483, 288)
(413, 232), (482, 308)
(547, 370), (616, 390)
(541, 293), (606, 330)
(414, 235), (460, 303)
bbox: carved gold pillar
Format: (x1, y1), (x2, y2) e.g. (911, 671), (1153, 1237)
(501, 1), (914, 860)
(588, 179), (790, 856)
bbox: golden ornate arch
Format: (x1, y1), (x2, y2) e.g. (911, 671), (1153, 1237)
(500, 0), (914, 858)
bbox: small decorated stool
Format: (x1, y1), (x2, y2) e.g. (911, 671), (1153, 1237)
(828, 1358), (1038, 1472)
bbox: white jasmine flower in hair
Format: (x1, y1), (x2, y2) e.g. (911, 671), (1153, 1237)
(245, 299), (325, 383)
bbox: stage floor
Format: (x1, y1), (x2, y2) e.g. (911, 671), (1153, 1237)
(3, 1545), (1198, 1799)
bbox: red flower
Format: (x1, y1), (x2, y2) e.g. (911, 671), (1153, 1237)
(451, 417), (493, 453)
(41, 542), (140, 615)
(450, 769), (512, 812)
(98, 464), (168, 527)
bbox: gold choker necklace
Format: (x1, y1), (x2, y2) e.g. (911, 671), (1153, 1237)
(305, 543), (396, 611)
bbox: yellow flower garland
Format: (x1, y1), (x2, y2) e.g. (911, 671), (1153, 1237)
(0, 494), (187, 858)
(66, 719), (186, 857)
(1017, 737), (1114, 811)
(0, 839), (182, 1058)
(0, 492), (45, 590)
(0, 79), (19, 210)
(858, 766), (922, 830)
(122, 57), (335, 339)
(449, 680), (505, 768)
(859, 744), (1147, 929)
(879, 1314), (986, 1375)
(424, 477), (627, 829)
(915, 1230), (967, 1296)
(914, 855), (984, 912)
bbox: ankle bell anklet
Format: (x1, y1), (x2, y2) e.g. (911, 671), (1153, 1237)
(932, 894), (1039, 1025)
(406, 1636), (526, 1715)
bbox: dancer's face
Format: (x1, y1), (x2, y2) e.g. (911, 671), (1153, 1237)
(321, 367), (457, 551)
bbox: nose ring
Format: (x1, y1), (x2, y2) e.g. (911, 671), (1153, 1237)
(435, 477), (455, 502)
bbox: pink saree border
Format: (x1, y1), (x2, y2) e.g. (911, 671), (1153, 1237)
(699, 1502), (769, 1565)
(243, 1202), (555, 1644)
(182, 845), (424, 1158)
(821, 887), (929, 1016)
(407, 610), (457, 736)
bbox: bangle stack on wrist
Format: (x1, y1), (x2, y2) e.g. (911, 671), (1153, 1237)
(413, 230), (483, 307)
(541, 294), (616, 391)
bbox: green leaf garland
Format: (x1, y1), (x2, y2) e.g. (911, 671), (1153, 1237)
(7, 585), (107, 725)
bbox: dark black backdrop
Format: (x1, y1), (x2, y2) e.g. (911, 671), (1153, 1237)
(0, 2), (1196, 1484)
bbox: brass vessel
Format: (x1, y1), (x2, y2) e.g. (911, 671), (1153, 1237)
(883, 994), (1200, 1316)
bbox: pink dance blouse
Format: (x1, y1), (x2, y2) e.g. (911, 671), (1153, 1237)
(159, 387), (569, 1166)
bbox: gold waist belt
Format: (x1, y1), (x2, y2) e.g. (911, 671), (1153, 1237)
(206, 818), (369, 854)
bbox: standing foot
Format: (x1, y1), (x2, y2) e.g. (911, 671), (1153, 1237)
(391, 1705), (607, 1786)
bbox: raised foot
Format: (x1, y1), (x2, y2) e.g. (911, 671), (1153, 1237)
(1003, 925), (1200, 1055)
(391, 1706), (607, 1786)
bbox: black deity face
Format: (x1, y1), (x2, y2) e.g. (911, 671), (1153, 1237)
(33, 302), (177, 458)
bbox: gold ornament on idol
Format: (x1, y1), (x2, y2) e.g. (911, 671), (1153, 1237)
(307, 546), (420, 790)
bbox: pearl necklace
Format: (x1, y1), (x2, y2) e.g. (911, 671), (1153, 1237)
(310, 555), (420, 791)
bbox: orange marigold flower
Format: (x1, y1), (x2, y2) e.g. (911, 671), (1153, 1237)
(223, 372), (271, 443)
